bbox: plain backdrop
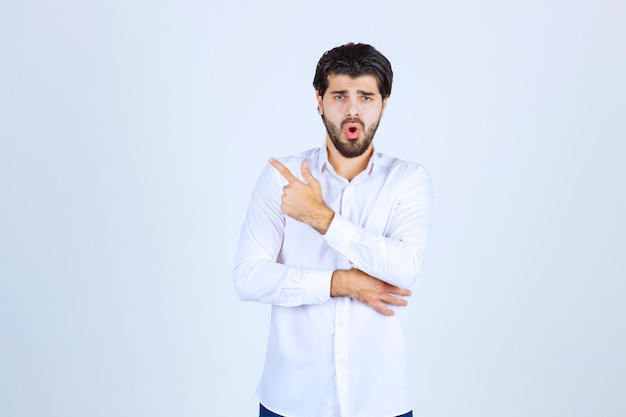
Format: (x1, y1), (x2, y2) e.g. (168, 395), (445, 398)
(1, 1), (625, 416)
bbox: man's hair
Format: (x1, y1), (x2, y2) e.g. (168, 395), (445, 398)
(313, 43), (393, 99)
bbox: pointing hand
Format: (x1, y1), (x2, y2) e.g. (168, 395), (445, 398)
(269, 158), (335, 234)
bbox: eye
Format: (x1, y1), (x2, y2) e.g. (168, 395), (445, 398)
(334, 94), (344, 100)
(362, 96), (373, 102)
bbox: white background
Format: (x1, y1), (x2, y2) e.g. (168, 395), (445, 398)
(1, 1), (625, 416)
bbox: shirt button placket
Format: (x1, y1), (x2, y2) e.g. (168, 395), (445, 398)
(340, 184), (354, 217)
(334, 298), (350, 415)
(335, 183), (352, 415)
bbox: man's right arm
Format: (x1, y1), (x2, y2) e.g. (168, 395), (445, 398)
(232, 163), (334, 307)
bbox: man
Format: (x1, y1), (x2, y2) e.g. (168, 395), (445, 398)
(233, 43), (433, 417)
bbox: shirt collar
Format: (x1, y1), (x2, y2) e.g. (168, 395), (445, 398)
(318, 143), (377, 179)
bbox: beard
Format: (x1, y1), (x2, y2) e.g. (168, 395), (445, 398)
(322, 115), (381, 158)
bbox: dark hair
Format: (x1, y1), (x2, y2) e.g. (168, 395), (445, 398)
(313, 43), (393, 98)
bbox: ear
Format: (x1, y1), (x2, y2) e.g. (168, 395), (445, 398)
(315, 90), (324, 115)
(380, 97), (388, 117)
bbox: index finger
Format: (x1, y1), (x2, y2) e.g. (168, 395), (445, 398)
(387, 286), (412, 297)
(269, 157), (298, 183)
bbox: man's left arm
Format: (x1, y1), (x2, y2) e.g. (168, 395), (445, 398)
(327, 165), (432, 288)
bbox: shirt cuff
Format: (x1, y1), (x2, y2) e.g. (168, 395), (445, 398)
(302, 269), (334, 305)
(324, 214), (358, 256)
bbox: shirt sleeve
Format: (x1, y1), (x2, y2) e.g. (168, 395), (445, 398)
(323, 164), (433, 289)
(232, 163), (333, 307)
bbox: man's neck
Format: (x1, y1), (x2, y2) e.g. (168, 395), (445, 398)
(326, 140), (373, 182)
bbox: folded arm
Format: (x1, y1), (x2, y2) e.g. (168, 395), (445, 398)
(232, 163), (333, 307)
(324, 165), (433, 289)
(233, 158), (432, 315)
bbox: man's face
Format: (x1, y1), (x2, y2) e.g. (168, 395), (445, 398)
(316, 74), (388, 158)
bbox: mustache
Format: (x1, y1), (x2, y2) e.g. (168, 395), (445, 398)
(341, 118), (365, 128)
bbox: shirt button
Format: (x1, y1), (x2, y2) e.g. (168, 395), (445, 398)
(338, 358), (345, 364)
(338, 321), (344, 326)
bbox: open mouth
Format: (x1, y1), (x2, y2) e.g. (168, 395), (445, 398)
(343, 122), (362, 140)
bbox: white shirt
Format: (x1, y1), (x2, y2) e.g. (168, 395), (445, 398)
(233, 146), (433, 417)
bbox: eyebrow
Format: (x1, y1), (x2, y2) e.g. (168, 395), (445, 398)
(330, 90), (377, 96)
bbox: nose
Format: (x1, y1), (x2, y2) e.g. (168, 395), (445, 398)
(346, 97), (360, 117)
